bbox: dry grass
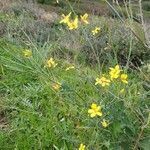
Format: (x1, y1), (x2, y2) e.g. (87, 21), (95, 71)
(0, 0), (15, 11)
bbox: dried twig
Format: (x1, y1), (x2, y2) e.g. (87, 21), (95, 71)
(133, 112), (150, 150)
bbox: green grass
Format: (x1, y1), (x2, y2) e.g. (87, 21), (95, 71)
(0, 38), (149, 149)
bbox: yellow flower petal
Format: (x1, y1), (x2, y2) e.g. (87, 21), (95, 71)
(52, 82), (61, 91)
(90, 113), (96, 118)
(59, 12), (71, 24)
(97, 112), (102, 116)
(120, 88), (125, 94)
(65, 65), (75, 71)
(120, 74), (128, 84)
(101, 119), (109, 128)
(23, 49), (32, 58)
(80, 13), (89, 24)
(67, 16), (78, 30)
(88, 109), (94, 114)
(44, 58), (57, 68)
(95, 76), (110, 87)
(92, 27), (101, 35)
(79, 143), (85, 150)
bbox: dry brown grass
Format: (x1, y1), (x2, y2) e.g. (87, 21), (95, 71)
(0, 0), (16, 11)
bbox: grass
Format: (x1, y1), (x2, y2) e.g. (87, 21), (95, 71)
(0, 39), (149, 149)
(0, 0), (150, 149)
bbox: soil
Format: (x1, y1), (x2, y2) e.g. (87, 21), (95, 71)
(0, 110), (8, 129)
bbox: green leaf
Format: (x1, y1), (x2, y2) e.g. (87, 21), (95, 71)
(112, 121), (123, 137)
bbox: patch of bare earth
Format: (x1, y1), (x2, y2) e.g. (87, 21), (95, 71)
(0, 110), (8, 130)
(0, 0), (15, 11)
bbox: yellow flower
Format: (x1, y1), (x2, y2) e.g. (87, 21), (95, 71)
(101, 119), (109, 128)
(67, 16), (78, 30)
(92, 27), (100, 35)
(65, 65), (75, 71)
(59, 12), (78, 30)
(79, 143), (85, 150)
(44, 58), (57, 68)
(109, 65), (122, 80)
(59, 12), (71, 24)
(88, 103), (102, 118)
(120, 74), (128, 84)
(120, 88), (125, 94)
(52, 82), (61, 91)
(95, 76), (110, 87)
(80, 13), (89, 24)
(23, 49), (32, 58)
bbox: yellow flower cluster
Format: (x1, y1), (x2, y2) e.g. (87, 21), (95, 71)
(59, 13), (90, 30)
(52, 82), (61, 91)
(109, 65), (122, 80)
(88, 103), (109, 128)
(59, 12), (79, 30)
(23, 49), (32, 58)
(43, 58), (76, 91)
(95, 65), (128, 87)
(44, 58), (58, 68)
(60, 12), (100, 35)
(109, 65), (128, 83)
(43, 58), (63, 91)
